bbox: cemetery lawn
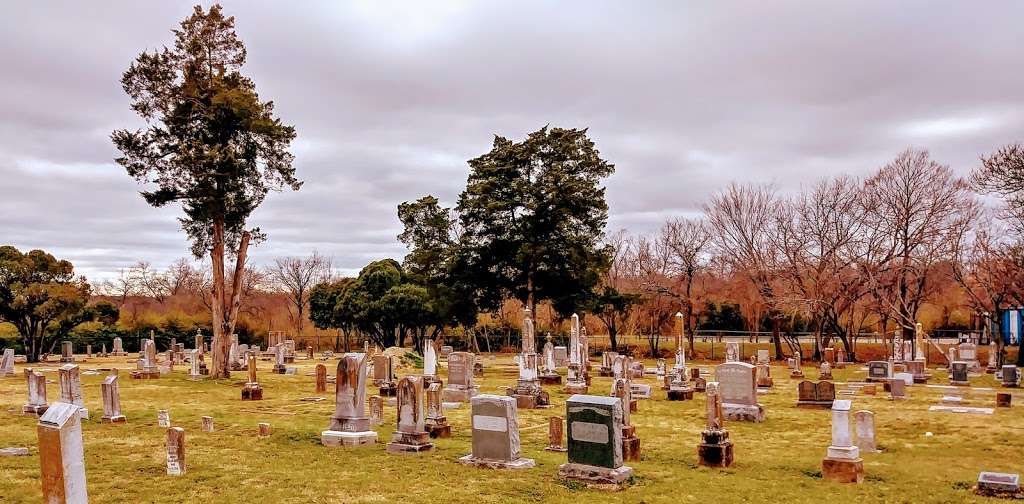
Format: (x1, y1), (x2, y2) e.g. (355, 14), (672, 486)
(1, 355), (1021, 503)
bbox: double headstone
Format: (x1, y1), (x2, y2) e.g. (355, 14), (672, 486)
(796, 380), (836, 408)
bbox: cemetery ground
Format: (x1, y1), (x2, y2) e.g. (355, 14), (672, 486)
(1, 352), (1021, 503)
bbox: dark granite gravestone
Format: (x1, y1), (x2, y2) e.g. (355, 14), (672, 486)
(950, 361), (969, 386)
(866, 361), (891, 382)
(558, 394), (633, 484)
(796, 380), (835, 408)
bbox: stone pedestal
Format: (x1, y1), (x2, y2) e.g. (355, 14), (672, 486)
(321, 430), (378, 447)
(241, 382), (263, 400)
(722, 403), (765, 422)
(557, 462), (633, 484)
(425, 417), (451, 439)
(458, 454), (535, 469)
(386, 431), (434, 453)
(822, 456), (865, 483)
(698, 429), (734, 468)
(563, 382), (589, 395)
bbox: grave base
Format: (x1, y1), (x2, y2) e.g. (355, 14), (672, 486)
(558, 462), (633, 485)
(442, 386), (478, 402)
(796, 400), (834, 409)
(378, 383), (397, 397)
(722, 403), (765, 422)
(22, 404), (48, 416)
(667, 388), (694, 401)
(598, 369), (614, 377)
(790, 371), (805, 379)
(321, 430), (378, 447)
(698, 429), (733, 467)
(426, 423), (451, 439)
(272, 365), (286, 375)
(539, 374), (562, 385)
(819, 374), (833, 381)
(101, 415), (127, 423)
(544, 445), (568, 452)
(458, 454), (535, 469)
(130, 370), (161, 380)
(622, 435), (641, 462)
(386, 432), (434, 453)
(564, 382), (589, 395)
(821, 457), (865, 484)
(241, 383), (263, 400)
(950, 380), (970, 387)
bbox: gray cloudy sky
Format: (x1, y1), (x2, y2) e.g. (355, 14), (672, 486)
(2, 1), (1022, 281)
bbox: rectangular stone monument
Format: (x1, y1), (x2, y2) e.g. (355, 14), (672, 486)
(950, 361), (969, 386)
(796, 380), (836, 408)
(854, 410), (877, 453)
(756, 349), (769, 364)
(821, 399), (864, 483)
(166, 427), (186, 476)
(202, 416), (214, 432)
(0, 348), (14, 376)
(322, 353), (378, 447)
(599, 351), (618, 377)
(374, 355), (397, 396)
(23, 368), (49, 416)
(157, 409), (170, 428)
(37, 402), (88, 503)
(458, 394), (534, 469)
(443, 351), (479, 402)
(386, 376), (433, 453)
(60, 341), (74, 363)
(369, 395), (383, 426)
(315, 363), (327, 393)
(545, 416), (567, 452)
(1001, 365), (1019, 387)
(558, 395), (633, 485)
(100, 372), (126, 423)
(889, 378), (907, 400)
(905, 359), (928, 383)
(425, 382), (451, 438)
(715, 362), (764, 422)
(554, 346), (568, 367)
(866, 361), (892, 382)
(112, 337), (126, 356)
(58, 364), (88, 419)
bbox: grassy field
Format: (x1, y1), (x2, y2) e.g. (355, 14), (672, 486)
(0, 354), (1020, 503)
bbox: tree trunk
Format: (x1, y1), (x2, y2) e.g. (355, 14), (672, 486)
(772, 317), (783, 360)
(210, 220), (228, 378)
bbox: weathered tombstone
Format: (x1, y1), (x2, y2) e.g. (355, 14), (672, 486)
(796, 380), (836, 408)
(58, 364), (88, 419)
(112, 336), (126, 356)
(996, 393), (1012, 408)
(714, 362), (764, 422)
(443, 351), (479, 402)
(539, 335), (561, 384)
(613, 378), (641, 461)
(819, 362), (833, 381)
(889, 378), (907, 400)
(258, 422), (272, 438)
(387, 376), (433, 453)
(315, 363), (327, 393)
(0, 348), (15, 376)
(986, 341), (999, 373)
(553, 346), (568, 367)
(905, 359), (928, 383)
(959, 342), (980, 372)
(157, 409), (171, 428)
(854, 410), (878, 453)
(756, 349), (770, 364)
(509, 309), (548, 409)
(835, 347), (847, 369)
(599, 351), (618, 377)
(166, 427), (186, 476)
(724, 342), (740, 362)
(667, 344), (693, 400)
(424, 382), (451, 438)
(375, 355), (397, 396)
(790, 351), (805, 378)
(369, 395), (384, 426)
(1001, 365), (1019, 388)
(866, 361), (892, 382)
(950, 361), (969, 386)
(271, 344), (286, 374)
(755, 362), (773, 389)
(100, 343), (107, 357)
(439, 345), (454, 359)
(458, 394), (534, 469)
(202, 416), (214, 432)
(188, 349), (202, 380)
(558, 395), (633, 485)
(564, 313), (589, 394)
(698, 381), (734, 467)
(422, 338), (441, 386)
(100, 371), (126, 423)
(823, 347), (835, 365)
(60, 341), (74, 363)
(545, 416), (567, 452)
(976, 472), (1021, 496)
(321, 353), (377, 447)
(821, 399), (864, 483)
(23, 368), (49, 416)
(241, 354), (263, 400)
(37, 402), (88, 503)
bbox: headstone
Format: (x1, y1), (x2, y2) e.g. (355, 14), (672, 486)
(545, 416), (567, 452)
(854, 410), (877, 453)
(258, 422), (272, 438)
(202, 416), (214, 432)
(37, 402), (89, 503)
(821, 399), (864, 483)
(796, 380), (836, 408)
(0, 348), (15, 376)
(835, 347), (847, 369)
(112, 337), (126, 356)
(756, 349), (769, 364)
(554, 346), (568, 367)
(315, 363), (327, 393)
(1001, 365), (1019, 388)
(443, 352), (479, 402)
(698, 381), (734, 467)
(423, 338), (439, 382)
(241, 354), (263, 400)
(386, 376), (433, 453)
(867, 361), (892, 382)
(23, 368), (49, 416)
(424, 382), (451, 438)
(613, 378), (641, 461)
(166, 427), (186, 476)
(599, 351), (618, 377)
(369, 395), (383, 426)
(950, 361), (969, 386)
(458, 394), (534, 469)
(557, 395), (633, 485)
(58, 364), (88, 419)
(375, 355), (397, 396)
(714, 362), (764, 422)
(996, 393), (1012, 408)
(724, 342), (740, 362)
(509, 309), (548, 408)
(986, 342), (999, 373)
(819, 362), (833, 380)
(439, 345), (454, 359)
(322, 353), (377, 447)
(100, 371), (126, 423)
(188, 349), (202, 380)
(905, 359), (928, 383)
(157, 409), (170, 428)
(756, 362), (773, 388)
(564, 313), (589, 394)
(60, 341), (74, 363)
(889, 378), (907, 400)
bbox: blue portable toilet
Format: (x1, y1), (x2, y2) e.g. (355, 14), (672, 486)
(1000, 307), (1024, 345)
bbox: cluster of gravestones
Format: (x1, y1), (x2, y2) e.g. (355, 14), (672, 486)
(7, 327), (1023, 499)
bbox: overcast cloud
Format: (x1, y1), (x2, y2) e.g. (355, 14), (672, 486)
(2, 1), (1022, 281)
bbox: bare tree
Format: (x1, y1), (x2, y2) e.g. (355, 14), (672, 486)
(862, 149), (977, 356)
(101, 267), (139, 308)
(706, 183), (788, 358)
(268, 251), (333, 336)
(973, 143), (1024, 232)
(590, 230), (639, 353)
(133, 261), (172, 305)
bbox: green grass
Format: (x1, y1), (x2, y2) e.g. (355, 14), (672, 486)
(0, 355), (1020, 503)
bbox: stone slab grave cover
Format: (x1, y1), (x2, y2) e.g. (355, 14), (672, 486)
(23, 368), (49, 416)
(698, 381), (734, 468)
(950, 361), (970, 386)
(928, 405), (994, 415)
(58, 364), (88, 419)
(976, 472), (1021, 496)
(866, 361), (892, 382)
(322, 353), (378, 447)
(796, 380), (836, 408)
(714, 362), (764, 422)
(386, 375), (434, 453)
(443, 352), (479, 402)
(37, 402), (89, 503)
(558, 394), (634, 485)
(821, 399), (865, 484)
(459, 394), (534, 469)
